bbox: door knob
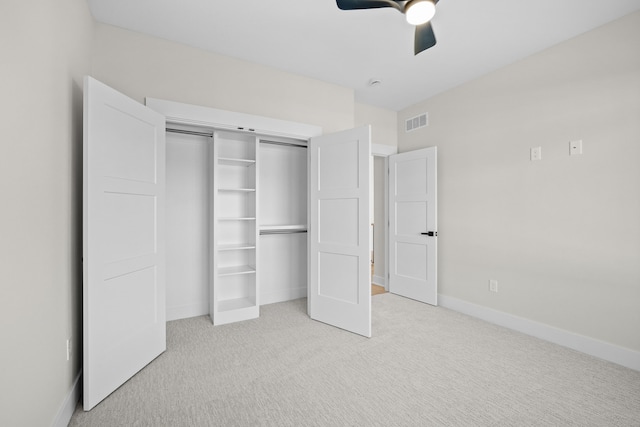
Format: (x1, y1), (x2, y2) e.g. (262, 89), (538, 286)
(421, 231), (438, 236)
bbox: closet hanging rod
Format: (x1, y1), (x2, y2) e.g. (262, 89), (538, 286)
(260, 229), (308, 235)
(260, 140), (308, 149)
(166, 128), (213, 138)
(166, 129), (307, 149)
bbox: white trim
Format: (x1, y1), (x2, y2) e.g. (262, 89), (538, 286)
(371, 143), (397, 157)
(383, 156), (389, 290)
(371, 147), (394, 290)
(51, 372), (81, 427)
(261, 287), (307, 306)
(167, 303), (209, 322)
(145, 98), (323, 140)
(372, 275), (385, 287)
(439, 295), (640, 372)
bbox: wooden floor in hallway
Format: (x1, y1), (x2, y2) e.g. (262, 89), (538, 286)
(372, 284), (386, 296)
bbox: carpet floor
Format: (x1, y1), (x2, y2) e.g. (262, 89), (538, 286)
(69, 294), (640, 426)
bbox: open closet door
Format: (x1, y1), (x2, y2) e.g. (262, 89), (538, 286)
(309, 126), (371, 337)
(388, 147), (437, 305)
(83, 76), (166, 410)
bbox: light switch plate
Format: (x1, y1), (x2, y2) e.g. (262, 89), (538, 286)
(570, 140), (583, 155)
(531, 146), (542, 161)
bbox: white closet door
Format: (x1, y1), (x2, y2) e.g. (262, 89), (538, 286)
(309, 126), (371, 337)
(83, 76), (166, 410)
(388, 147), (437, 305)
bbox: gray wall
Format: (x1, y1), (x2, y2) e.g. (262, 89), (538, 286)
(0, 0), (93, 425)
(398, 12), (640, 352)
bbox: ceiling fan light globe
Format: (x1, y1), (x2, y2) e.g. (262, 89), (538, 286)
(405, 0), (436, 26)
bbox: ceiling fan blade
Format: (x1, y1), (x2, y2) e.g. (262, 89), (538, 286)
(414, 21), (437, 55)
(336, 0), (402, 11)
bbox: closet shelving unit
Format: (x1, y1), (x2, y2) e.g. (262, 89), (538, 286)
(212, 131), (260, 325)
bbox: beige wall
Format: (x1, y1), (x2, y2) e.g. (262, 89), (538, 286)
(355, 102), (398, 147)
(398, 12), (640, 352)
(0, 0), (93, 425)
(92, 23), (355, 134)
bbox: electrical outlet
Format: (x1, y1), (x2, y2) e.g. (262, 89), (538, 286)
(489, 279), (498, 293)
(66, 338), (71, 361)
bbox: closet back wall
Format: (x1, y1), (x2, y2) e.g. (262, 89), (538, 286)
(166, 133), (211, 320)
(91, 23), (355, 134)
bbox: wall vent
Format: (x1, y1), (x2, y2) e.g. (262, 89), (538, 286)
(405, 113), (428, 132)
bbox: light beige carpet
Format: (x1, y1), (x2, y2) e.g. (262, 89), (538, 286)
(70, 294), (640, 426)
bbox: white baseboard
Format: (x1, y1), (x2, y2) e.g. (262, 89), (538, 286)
(167, 288), (309, 321)
(372, 275), (385, 287)
(167, 302), (209, 321)
(261, 287), (307, 306)
(438, 295), (640, 372)
(52, 371), (81, 427)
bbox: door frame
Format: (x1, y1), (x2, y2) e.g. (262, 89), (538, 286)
(370, 144), (397, 291)
(145, 98), (322, 141)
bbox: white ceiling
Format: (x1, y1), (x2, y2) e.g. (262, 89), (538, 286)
(86, 0), (640, 111)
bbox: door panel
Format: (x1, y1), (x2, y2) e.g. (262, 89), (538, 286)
(319, 198), (359, 245)
(396, 201), (427, 235)
(389, 147), (437, 305)
(83, 76), (166, 410)
(309, 126), (371, 337)
(319, 252), (360, 304)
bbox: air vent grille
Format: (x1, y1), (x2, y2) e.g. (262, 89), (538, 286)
(405, 113), (428, 132)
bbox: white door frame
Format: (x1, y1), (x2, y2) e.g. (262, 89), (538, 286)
(145, 98), (322, 141)
(370, 144), (397, 290)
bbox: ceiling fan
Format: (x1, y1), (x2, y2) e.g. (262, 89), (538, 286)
(336, 0), (440, 55)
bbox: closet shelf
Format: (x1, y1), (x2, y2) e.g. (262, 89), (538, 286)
(218, 243), (256, 251)
(218, 265), (256, 277)
(218, 297), (256, 312)
(218, 217), (256, 221)
(218, 157), (256, 167)
(218, 188), (256, 192)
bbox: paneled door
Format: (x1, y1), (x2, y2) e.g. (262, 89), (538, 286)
(309, 126), (371, 337)
(389, 147), (437, 305)
(83, 76), (166, 410)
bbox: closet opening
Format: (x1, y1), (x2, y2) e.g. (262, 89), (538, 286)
(166, 127), (211, 321)
(164, 123), (310, 324)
